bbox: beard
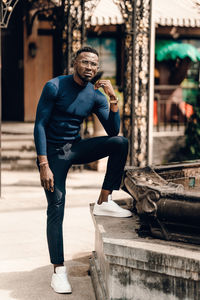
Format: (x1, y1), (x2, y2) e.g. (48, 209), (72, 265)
(76, 70), (92, 83)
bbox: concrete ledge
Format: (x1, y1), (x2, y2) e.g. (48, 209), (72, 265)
(90, 201), (200, 300)
(90, 251), (108, 300)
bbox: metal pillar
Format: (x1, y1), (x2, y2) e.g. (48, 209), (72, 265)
(115, 0), (153, 167)
(64, 0), (86, 74)
(148, 0), (155, 165)
(132, 0), (154, 167)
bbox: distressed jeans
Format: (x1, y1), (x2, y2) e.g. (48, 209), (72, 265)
(43, 135), (128, 264)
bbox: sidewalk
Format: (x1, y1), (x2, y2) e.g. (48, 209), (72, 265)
(0, 168), (128, 300)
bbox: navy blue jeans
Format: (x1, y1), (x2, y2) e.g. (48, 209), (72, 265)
(44, 135), (128, 264)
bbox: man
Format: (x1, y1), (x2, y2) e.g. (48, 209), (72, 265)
(34, 46), (132, 294)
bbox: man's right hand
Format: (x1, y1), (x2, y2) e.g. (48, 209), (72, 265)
(40, 164), (54, 192)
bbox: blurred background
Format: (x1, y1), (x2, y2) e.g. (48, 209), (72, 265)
(1, 0), (200, 170)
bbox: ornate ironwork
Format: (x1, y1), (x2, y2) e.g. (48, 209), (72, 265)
(113, 0), (134, 164)
(25, 0), (60, 35)
(114, 0), (152, 167)
(62, 0), (100, 74)
(62, 0), (85, 74)
(25, 0), (99, 74)
(132, 0), (152, 167)
(0, 0), (19, 28)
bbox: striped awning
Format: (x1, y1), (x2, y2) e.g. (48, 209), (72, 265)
(90, 0), (200, 27)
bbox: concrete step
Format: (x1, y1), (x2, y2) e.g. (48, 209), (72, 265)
(1, 127), (36, 170)
(2, 134), (36, 170)
(2, 140), (35, 151)
(2, 148), (37, 170)
(2, 150), (36, 160)
(2, 122), (34, 135)
(2, 134), (34, 141)
(2, 159), (37, 170)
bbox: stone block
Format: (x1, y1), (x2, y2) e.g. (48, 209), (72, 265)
(90, 201), (200, 300)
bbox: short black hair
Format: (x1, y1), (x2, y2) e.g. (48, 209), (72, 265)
(74, 46), (99, 60)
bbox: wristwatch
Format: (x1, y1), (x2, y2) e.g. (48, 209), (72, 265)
(109, 96), (119, 104)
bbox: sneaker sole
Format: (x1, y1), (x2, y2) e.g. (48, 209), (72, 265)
(51, 283), (72, 294)
(93, 210), (132, 218)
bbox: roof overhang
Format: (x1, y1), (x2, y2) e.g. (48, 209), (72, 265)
(90, 0), (123, 26)
(90, 0), (200, 27)
(154, 0), (200, 27)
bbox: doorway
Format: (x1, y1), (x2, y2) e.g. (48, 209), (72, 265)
(1, 1), (24, 121)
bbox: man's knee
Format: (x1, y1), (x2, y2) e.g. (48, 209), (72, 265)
(106, 136), (128, 157)
(112, 136), (128, 148)
(119, 136), (128, 145)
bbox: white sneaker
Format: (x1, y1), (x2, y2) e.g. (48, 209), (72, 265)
(93, 195), (132, 218)
(51, 266), (72, 294)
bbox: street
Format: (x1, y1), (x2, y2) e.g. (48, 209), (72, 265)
(0, 169), (128, 299)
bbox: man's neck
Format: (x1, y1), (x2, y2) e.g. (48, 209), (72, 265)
(73, 74), (88, 87)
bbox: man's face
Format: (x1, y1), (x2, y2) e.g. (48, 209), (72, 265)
(74, 52), (99, 83)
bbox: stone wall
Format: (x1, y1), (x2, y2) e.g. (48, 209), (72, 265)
(153, 135), (186, 165)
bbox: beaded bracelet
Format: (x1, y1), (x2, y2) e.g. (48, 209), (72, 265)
(39, 161), (49, 166)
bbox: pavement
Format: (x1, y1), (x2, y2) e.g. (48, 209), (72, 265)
(0, 168), (129, 300)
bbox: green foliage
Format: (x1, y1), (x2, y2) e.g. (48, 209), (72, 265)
(184, 99), (200, 159)
(155, 40), (200, 62)
(167, 93), (200, 162)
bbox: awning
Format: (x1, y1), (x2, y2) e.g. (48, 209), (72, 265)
(154, 0), (200, 27)
(90, 0), (123, 26)
(90, 0), (200, 27)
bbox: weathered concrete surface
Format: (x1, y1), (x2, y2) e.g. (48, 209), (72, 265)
(90, 203), (200, 300)
(0, 169), (128, 300)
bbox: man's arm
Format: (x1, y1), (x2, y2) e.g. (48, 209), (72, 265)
(93, 80), (120, 136)
(34, 82), (57, 192)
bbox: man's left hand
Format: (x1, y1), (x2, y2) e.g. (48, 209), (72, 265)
(94, 80), (116, 99)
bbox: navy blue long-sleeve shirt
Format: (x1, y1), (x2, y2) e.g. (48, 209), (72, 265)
(34, 75), (120, 155)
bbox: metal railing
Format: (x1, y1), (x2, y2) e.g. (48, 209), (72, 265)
(154, 85), (195, 133)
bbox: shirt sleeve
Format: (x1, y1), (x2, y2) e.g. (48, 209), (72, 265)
(93, 90), (120, 136)
(34, 82), (58, 155)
